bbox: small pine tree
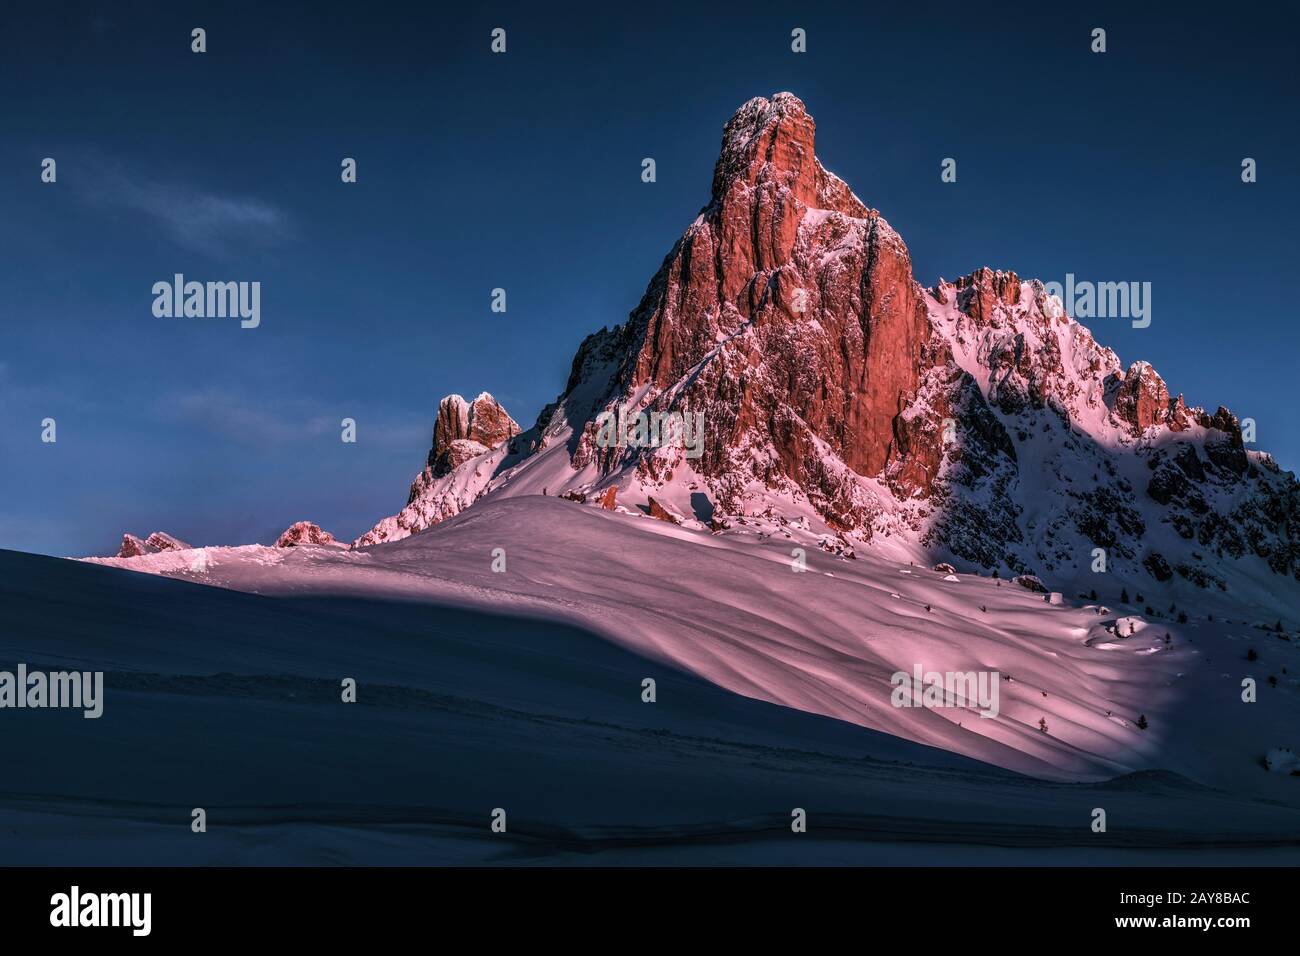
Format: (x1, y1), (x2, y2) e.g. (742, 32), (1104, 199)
(1164, 632), (1171, 645)
(1089, 589), (1098, 601)
(1247, 648), (1259, 662)
(1136, 714), (1148, 730)
(1168, 602), (1176, 614)
(992, 568), (1000, 579)
(1038, 717), (1049, 733)
(1136, 593), (1145, 603)
(1268, 675), (1279, 688)
(1276, 620), (1284, 633)
(1177, 611), (1188, 624)
(1121, 588), (1130, 603)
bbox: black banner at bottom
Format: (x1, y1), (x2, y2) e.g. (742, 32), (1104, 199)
(0, 866), (1282, 942)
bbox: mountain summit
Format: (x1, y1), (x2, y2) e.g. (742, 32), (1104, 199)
(359, 93), (1298, 595)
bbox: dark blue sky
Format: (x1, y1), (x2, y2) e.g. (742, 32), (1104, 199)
(2, 1), (1296, 556)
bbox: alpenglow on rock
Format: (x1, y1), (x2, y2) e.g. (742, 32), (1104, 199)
(275, 521), (341, 548)
(354, 392), (520, 546)
(429, 392), (521, 478)
(115, 531), (193, 558)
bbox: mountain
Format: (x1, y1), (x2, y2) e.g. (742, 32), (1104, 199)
(116, 531), (192, 558)
(356, 392), (519, 547)
(358, 92), (1298, 600)
(274, 521), (345, 548)
(41, 93), (1300, 866)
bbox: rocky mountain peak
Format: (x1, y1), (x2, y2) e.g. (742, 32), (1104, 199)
(710, 93), (868, 218)
(114, 531), (192, 558)
(711, 93), (815, 202)
(954, 268), (1024, 324)
(427, 392), (520, 478)
(602, 91), (928, 514)
(1113, 360), (1186, 434)
(353, 391), (521, 547)
(275, 521), (339, 548)
(358, 93), (1299, 593)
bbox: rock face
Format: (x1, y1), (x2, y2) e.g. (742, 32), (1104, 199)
(359, 92), (1300, 594)
(647, 497), (681, 524)
(566, 92), (929, 528)
(145, 532), (190, 552)
(1113, 361), (1186, 433)
(429, 393), (521, 478)
(275, 521), (338, 548)
(354, 392), (520, 546)
(117, 534), (149, 558)
(115, 531), (191, 557)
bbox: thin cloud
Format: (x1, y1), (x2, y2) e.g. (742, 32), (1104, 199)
(76, 160), (293, 255)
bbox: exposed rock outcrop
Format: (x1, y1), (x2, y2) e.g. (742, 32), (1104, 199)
(353, 392), (520, 547)
(428, 393), (520, 478)
(647, 497), (682, 524)
(145, 532), (190, 552)
(117, 534), (149, 558)
(113, 531), (192, 558)
(275, 521), (339, 548)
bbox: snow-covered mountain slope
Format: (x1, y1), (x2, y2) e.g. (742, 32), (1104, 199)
(908, 270), (1299, 597)
(83, 496), (1300, 797)
(357, 93), (1299, 611)
(356, 392), (519, 546)
(18, 499), (1300, 864)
